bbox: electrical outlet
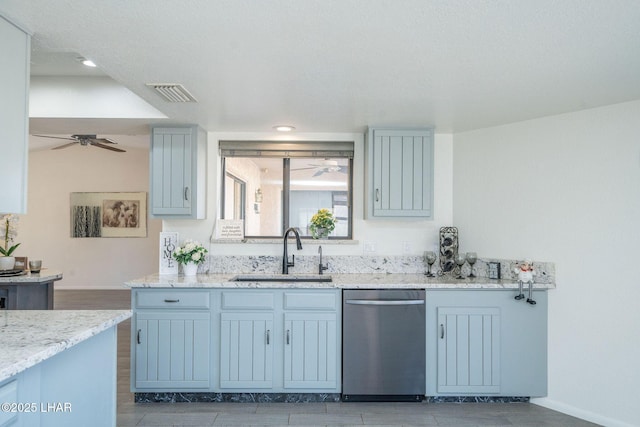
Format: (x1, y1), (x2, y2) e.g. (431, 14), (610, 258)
(363, 240), (376, 253)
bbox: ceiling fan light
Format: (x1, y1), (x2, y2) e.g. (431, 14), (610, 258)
(82, 59), (97, 67)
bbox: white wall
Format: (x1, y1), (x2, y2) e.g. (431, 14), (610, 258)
(20, 143), (162, 289)
(163, 131), (453, 258)
(453, 100), (640, 427)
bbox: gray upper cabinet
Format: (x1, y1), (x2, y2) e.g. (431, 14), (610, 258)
(0, 16), (30, 214)
(150, 126), (206, 218)
(365, 127), (434, 219)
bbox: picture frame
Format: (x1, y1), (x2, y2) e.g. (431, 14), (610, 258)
(488, 261), (501, 280)
(70, 192), (147, 238)
(14, 256), (28, 271)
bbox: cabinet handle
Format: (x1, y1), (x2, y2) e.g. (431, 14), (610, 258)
(440, 324), (445, 339)
(137, 329), (142, 344)
(184, 186), (190, 201)
(286, 329), (290, 345)
(164, 299), (180, 303)
(375, 188), (380, 202)
(266, 329), (270, 345)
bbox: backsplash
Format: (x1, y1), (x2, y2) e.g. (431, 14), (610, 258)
(204, 255), (555, 284)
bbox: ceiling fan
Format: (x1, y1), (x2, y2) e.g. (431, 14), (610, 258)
(33, 134), (126, 152)
(292, 159), (348, 177)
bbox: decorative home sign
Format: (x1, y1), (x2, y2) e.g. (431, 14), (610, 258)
(488, 261), (501, 279)
(70, 192), (147, 238)
(159, 232), (179, 275)
(214, 219), (244, 240)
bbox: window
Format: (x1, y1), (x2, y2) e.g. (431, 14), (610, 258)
(220, 141), (353, 239)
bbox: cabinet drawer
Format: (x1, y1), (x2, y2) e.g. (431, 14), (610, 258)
(135, 290), (210, 309)
(221, 291), (275, 310)
(284, 292), (337, 310)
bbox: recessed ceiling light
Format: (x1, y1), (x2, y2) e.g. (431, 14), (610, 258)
(274, 125), (295, 132)
(82, 59), (97, 67)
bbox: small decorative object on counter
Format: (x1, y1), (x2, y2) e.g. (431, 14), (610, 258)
(172, 239), (208, 276)
(438, 226), (458, 275)
(309, 208), (337, 239)
(466, 252), (477, 277)
(488, 261), (501, 279)
(514, 259), (537, 305)
(0, 214), (20, 271)
(424, 251), (437, 277)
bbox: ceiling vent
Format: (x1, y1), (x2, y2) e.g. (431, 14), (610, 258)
(146, 83), (197, 102)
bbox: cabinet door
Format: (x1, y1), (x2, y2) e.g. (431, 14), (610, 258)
(367, 128), (433, 218)
(219, 312), (274, 389)
(283, 312), (338, 389)
(437, 307), (500, 393)
(150, 126), (194, 216)
(0, 16), (30, 214)
(134, 311), (210, 389)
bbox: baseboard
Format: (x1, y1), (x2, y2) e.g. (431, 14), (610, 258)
(532, 397), (636, 427)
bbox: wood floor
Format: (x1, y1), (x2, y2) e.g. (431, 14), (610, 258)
(53, 289), (600, 427)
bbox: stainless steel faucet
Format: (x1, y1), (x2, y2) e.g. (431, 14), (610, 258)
(318, 245), (328, 275)
(282, 227), (302, 274)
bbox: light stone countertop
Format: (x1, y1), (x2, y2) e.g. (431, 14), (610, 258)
(0, 310), (131, 383)
(0, 268), (63, 283)
(125, 273), (554, 290)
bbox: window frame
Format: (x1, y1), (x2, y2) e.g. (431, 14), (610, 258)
(220, 141), (354, 240)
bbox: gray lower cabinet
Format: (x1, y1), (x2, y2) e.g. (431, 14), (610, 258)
(426, 290), (547, 397)
(131, 289), (211, 391)
(219, 311), (274, 389)
(437, 307), (500, 393)
(216, 289), (341, 393)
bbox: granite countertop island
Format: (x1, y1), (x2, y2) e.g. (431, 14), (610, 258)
(125, 272), (554, 290)
(0, 268), (63, 283)
(0, 309), (131, 382)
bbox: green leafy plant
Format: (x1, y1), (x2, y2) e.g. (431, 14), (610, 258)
(309, 208), (337, 239)
(172, 239), (208, 265)
(0, 214), (20, 256)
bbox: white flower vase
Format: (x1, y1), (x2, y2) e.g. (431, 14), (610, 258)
(0, 256), (16, 271)
(182, 263), (199, 276)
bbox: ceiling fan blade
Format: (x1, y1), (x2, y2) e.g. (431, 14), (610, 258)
(93, 142), (126, 152)
(33, 134), (77, 141)
(291, 167), (318, 171)
(312, 169), (326, 177)
(51, 142), (79, 150)
(93, 138), (118, 144)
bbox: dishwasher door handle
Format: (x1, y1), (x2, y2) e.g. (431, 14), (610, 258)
(345, 299), (424, 306)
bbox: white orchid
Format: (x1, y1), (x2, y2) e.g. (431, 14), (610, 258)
(0, 214), (20, 256)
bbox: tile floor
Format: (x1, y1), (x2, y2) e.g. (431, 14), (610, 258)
(54, 290), (601, 427)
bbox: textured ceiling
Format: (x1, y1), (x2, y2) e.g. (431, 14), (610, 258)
(2, 0), (640, 136)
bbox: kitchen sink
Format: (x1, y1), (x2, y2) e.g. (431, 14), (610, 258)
(230, 274), (333, 283)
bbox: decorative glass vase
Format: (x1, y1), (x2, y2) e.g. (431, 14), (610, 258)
(182, 263), (199, 276)
(0, 256), (15, 271)
(311, 227), (330, 240)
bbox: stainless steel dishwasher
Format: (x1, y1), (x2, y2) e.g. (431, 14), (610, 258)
(342, 289), (425, 401)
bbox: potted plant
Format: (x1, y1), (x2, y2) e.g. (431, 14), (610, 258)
(0, 214), (20, 270)
(309, 208), (337, 239)
(172, 239), (208, 276)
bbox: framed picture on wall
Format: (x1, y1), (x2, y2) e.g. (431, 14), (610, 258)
(70, 192), (147, 238)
